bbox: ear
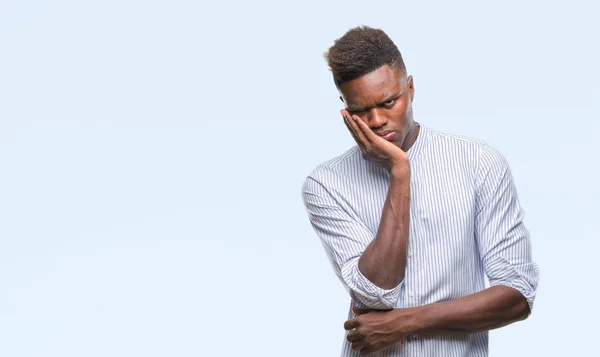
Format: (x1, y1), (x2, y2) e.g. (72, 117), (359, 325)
(407, 75), (415, 101)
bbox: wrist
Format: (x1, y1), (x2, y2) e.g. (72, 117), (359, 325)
(390, 165), (410, 180)
(394, 305), (434, 335)
(413, 304), (439, 334)
(390, 157), (410, 177)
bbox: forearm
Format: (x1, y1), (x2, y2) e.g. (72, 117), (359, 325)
(358, 169), (410, 289)
(407, 286), (529, 335)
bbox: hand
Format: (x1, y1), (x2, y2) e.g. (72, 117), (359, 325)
(344, 306), (411, 355)
(341, 110), (408, 172)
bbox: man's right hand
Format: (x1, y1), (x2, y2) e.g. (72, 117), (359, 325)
(341, 110), (409, 175)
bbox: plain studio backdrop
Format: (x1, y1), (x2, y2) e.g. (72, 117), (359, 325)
(1, 1), (598, 356)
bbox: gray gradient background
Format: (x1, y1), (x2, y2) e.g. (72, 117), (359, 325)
(1, 1), (598, 356)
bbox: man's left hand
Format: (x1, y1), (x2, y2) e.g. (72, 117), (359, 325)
(344, 306), (414, 355)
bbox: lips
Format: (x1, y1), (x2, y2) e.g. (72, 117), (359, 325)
(375, 130), (396, 140)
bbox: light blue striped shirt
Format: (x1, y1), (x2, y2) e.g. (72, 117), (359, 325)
(301, 123), (539, 357)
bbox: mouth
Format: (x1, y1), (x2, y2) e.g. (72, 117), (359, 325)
(375, 131), (397, 141)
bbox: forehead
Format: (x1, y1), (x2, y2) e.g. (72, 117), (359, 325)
(339, 65), (404, 106)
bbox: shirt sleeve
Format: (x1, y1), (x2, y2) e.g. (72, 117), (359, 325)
(474, 145), (540, 312)
(301, 174), (403, 310)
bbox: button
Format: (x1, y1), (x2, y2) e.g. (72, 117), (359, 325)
(409, 291), (415, 298)
(407, 251), (413, 258)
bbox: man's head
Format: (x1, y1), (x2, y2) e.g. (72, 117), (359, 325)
(325, 26), (417, 150)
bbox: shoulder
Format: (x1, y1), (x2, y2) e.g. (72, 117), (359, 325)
(301, 146), (363, 204)
(424, 125), (508, 167)
(304, 145), (363, 184)
(426, 126), (487, 154)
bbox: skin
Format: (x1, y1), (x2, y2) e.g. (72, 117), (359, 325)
(339, 64), (415, 292)
(339, 63), (419, 168)
(338, 64), (530, 355)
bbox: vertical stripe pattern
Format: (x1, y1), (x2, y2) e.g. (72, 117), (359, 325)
(301, 124), (539, 357)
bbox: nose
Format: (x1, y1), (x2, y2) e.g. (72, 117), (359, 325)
(367, 108), (387, 129)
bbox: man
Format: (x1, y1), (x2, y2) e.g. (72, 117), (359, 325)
(301, 26), (539, 357)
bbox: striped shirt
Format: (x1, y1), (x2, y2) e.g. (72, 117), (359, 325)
(301, 123), (539, 357)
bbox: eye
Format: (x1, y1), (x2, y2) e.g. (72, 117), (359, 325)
(383, 99), (395, 108)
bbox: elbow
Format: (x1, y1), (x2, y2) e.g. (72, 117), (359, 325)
(487, 259), (539, 320)
(520, 305), (531, 321)
(492, 282), (535, 321)
(513, 294), (530, 321)
(341, 259), (403, 310)
(517, 295), (532, 321)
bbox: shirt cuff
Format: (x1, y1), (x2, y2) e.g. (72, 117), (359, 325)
(341, 256), (403, 309)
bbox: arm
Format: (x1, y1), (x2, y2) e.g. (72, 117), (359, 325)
(413, 145), (538, 333)
(301, 112), (411, 309)
(301, 165), (409, 309)
(412, 285), (529, 334)
(344, 145), (540, 354)
(346, 110), (412, 291)
(358, 166), (410, 290)
(344, 285), (529, 355)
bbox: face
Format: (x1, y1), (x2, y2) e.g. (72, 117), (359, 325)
(338, 65), (415, 148)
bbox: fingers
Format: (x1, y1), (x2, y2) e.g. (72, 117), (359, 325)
(351, 113), (379, 143)
(352, 339), (368, 352)
(345, 318), (375, 355)
(341, 111), (370, 160)
(360, 346), (376, 356)
(344, 317), (359, 331)
(346, 329), (362, 342)
(343, 119), (369, 161)
(346, 321), (366, 352)
(341, 110), (369, 145)
(342, 113), (363, 148)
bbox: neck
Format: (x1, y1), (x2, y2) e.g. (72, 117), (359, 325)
(400, 121), (420, 152)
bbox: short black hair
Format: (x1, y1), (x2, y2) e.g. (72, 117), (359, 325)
(324, 26), (406, 86)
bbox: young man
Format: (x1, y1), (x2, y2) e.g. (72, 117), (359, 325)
(301, 26), (539, 357)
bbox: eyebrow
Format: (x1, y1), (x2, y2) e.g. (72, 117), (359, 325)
(347, 92), (402, 112)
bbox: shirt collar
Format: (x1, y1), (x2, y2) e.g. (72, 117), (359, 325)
(406, 122), (430, 162)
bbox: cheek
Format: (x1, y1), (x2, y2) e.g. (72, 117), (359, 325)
(392, 100), (410, 121)
(400, 98), (412, 115)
